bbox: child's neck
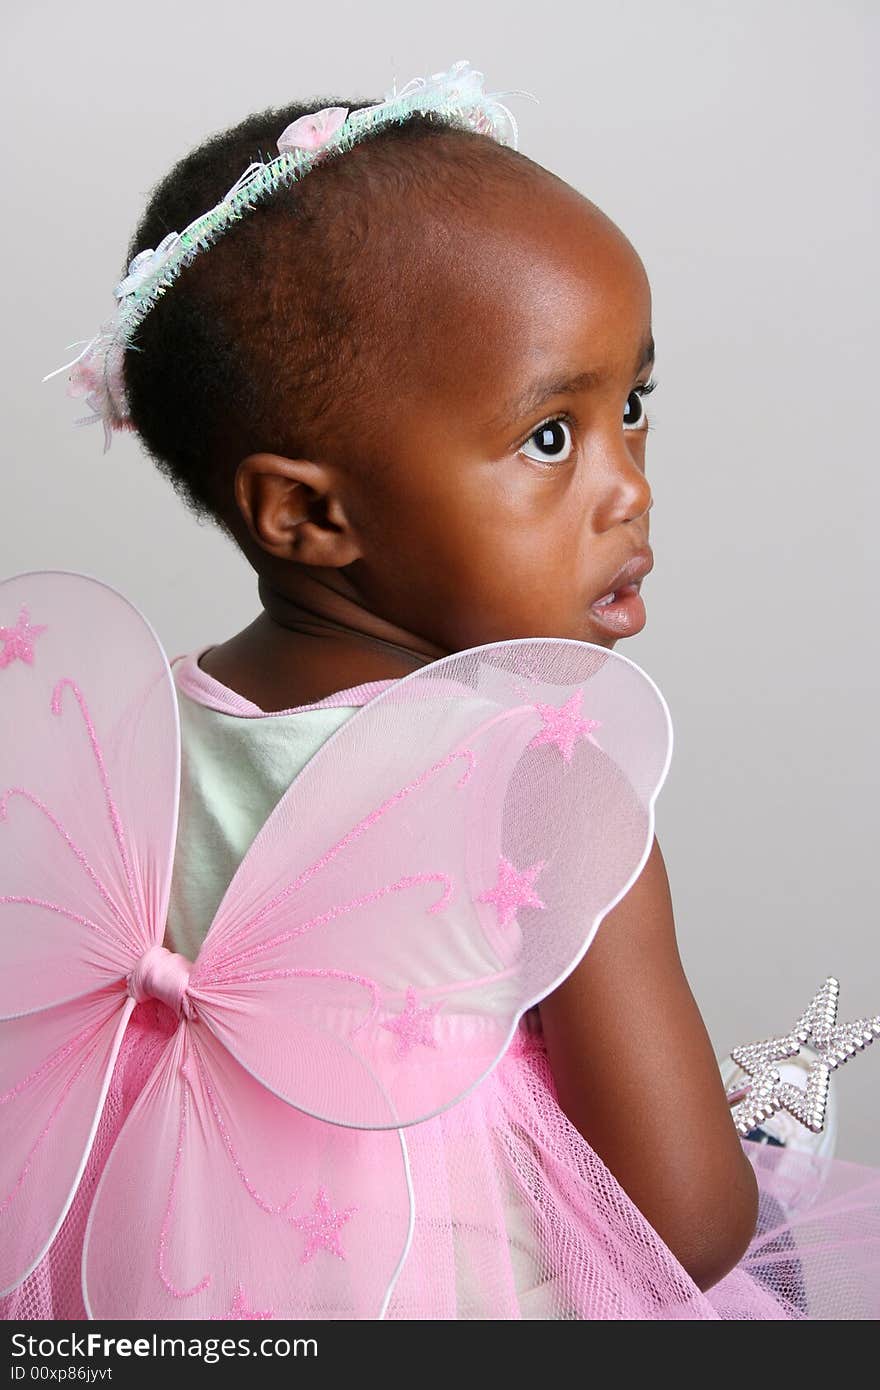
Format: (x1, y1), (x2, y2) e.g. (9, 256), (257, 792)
(198, 574), (445, 710)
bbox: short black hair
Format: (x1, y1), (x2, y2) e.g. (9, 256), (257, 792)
(122, 97), (533, 539)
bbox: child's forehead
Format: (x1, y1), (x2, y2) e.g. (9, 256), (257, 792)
(407, 186), (651, 405)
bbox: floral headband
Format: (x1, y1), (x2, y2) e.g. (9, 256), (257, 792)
(43, 59), (537, 451)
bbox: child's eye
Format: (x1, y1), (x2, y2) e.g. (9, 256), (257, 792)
(624, 377), (658, 432)
(519, 378), (659, 464)
(519, 417), (575, 465)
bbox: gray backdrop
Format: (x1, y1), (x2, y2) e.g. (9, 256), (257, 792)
(3, 2), (878, 1162)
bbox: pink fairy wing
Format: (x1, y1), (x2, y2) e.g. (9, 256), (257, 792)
(83, 1014), (412, 1320)
(189, 638), (672, 1129)
(0, 570), (180, 1290)
(0, 991), (134, 1295)
(0, 570), (180, 1012)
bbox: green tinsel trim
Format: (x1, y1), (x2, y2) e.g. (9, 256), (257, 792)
(111, 88), (513, 348)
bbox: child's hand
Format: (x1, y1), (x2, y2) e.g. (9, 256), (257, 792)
(538, 835), (759, 1293)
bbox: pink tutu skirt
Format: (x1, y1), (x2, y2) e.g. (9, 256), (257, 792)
(3, 999), (879, 1320)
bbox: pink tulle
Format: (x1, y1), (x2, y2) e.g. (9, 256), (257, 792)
(3, 999), (878, 1320)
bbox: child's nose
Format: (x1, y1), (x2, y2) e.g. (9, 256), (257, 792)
(589, 440), (653, 531)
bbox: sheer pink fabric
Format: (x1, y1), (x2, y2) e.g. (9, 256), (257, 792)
(5, 999), (879, 1319)
(2, 571), (879, 1320)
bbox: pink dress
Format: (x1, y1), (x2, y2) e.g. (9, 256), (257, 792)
(3, 642), (879, 1320)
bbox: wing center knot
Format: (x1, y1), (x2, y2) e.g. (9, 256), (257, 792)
(127, 944), (193, 1018)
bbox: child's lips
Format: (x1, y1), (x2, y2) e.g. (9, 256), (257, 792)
(590, 550), (653, 604)
(588, 583), (647, 636)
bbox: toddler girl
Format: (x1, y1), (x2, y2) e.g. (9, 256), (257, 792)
(4, 59), (879, 1320)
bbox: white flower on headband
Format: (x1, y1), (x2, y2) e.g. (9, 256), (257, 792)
(114, 232), (182, 301)
(221, 161), (272, 204)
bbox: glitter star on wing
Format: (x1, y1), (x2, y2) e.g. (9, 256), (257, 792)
(725, 977), (880, 1137)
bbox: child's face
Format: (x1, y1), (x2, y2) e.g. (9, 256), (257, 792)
(343, 177), (655, 653)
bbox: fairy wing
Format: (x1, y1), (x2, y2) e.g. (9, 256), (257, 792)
(185, 636), (673, 1128)
(82, 1019), (413, 1320)
(1, 570), (411, 1319)
(84, 629), (671, 1320)
(0, 569), (180, 1293)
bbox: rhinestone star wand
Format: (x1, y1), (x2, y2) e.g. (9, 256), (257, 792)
(725, 978), (880, 1137)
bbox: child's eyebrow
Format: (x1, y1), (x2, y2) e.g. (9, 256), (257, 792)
(492, 334), (656, 428)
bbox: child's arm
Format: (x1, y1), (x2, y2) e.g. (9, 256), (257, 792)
(538, 834), (759, 1292)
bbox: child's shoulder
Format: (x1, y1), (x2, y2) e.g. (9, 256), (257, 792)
(170, 644), (398, 717)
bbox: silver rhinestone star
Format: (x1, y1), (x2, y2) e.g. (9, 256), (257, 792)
(725, 978), (880, 1137)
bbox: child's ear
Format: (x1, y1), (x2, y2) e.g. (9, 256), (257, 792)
(234, 453), (364, 568)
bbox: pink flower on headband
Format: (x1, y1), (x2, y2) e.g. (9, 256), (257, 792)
(276, 106), (350, 154)
(67, 356), (105, 402)
(64, 338), (129, 451)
